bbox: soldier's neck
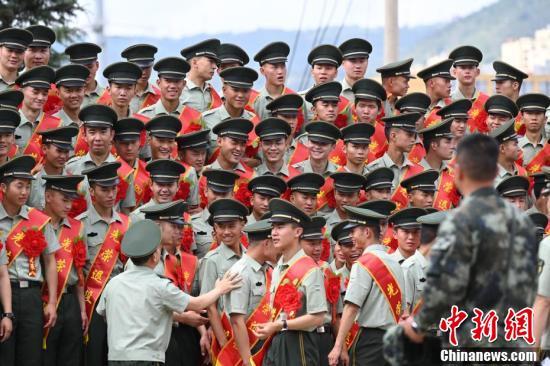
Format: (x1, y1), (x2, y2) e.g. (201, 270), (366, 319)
(336, 207), (347, 219)
(43, 162), (63, 175)
(246, 245), (264, 264)
(427, 89), (442, 105)
(92, 203), (113, 221)
(498, 157), (515, 173)
(265, 159), (284, 174)
(161, 97), (180, 113)
(425, 153), (443, 171)
(2, 199), (22, 217)
(135, 81), (148, 95)
(63, 106), (80, 123)
(43, 206), (62, 226)
(216, 156), (237, 171)
(281, 243), (301, 264)
(187, 72), (206, 90)
(345, 160), (365, 174)
(21, 105), (41, 123)
(86, 79), (98, 94)
(265, 83), (284, 98)
(0, 66), (17, 84)
(387, 145), (404, 167)
(162, 243), (177, 255)
(458, 84), (476, 99)
(224, 102), (243, 118)
(525, 129), (542, 144)
(345, 75), (360, 86)
(90, 151), (110, 166)
(0, 154), (7, 165)
(309, 157), (328, 175)
(111, 103), (129, 119)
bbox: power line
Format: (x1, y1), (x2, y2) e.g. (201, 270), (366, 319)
(288, 0), (309, 76)
(333, 0), (354, 45)
(318, 0), (339, 44)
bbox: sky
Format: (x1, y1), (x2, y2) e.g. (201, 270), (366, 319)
(75, 0), (499, 39)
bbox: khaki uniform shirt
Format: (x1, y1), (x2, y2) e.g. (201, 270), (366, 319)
(201, 104), (256, 149)
(130, 83), (158, 114)
(518, 135), (545, 166)
(224, 254), (267, 317)
(82, 82), (105, 108)
(180, 78), (216, 113)
(340, 78), (354, 104)
(367, 152), (417, 192)
(191, 209), (213, 259)
(402, 250), (428, 312)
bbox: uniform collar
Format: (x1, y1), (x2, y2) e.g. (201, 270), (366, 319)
(153, 99), (184, 116)
(497, 163), (516, 178)
(219, 242), (244, 260)
(81, 152), (117, 167)
(244, 253), (263, 272)
(363, 243), (389, 254)
(341, 78), (353, 92)
(86, 81), (104, 97)
(19, 110), (44, 126)
(185, 78), (212, 92)
(302, 159), (338, 177)
(277, 248), (306, 267)
(0, 202), (30, 220)
(381, 152), (414, 169)
(518, 134), (545, 148)
(451, 87), (480, 101)
(209, 158), (247, 174)
(88, 203), (122, 225)
(257, 161), (290, 177)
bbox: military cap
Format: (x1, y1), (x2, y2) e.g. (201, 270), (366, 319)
(0, 28), (33, 50)
(400, 169), (438, 192)
(79, 104), (118, 128)
(492, 60), (528, 82)
(0, 90), (23, 111)
(352, 78), (386, 102)
(43, 175), (84, 198)
(208, 198), (248, 223)
(15, 65), (55, 89)
(376, 58), (415, 79)
(416, 59), (455, 81)
(121, 220), (161, 258)
(114, 117), (145, 141)
(436, 99), (472, 119)
(219, 43), (249, 66)
(343, 205), (387, 229)
(496, 175), (529, 197)
(0, 109), (20, 134)
(82, 161), (121, 187)
(330, 172), (366, 193)
(38, 125), (79, 150)
(143, 199), (187, 225)
(301, 216), (326, 241)
(54, 64), (89, 87)
(103, 61), (142, 85)
(529, 212), (548, 232)
(364, 167), (394, 191)
(219, 66), (258, 89)
(382, 112), (420, 133)
(202, 169), (239, 193)
(532, 171), (550, 198)
(254, 42), (290, 65)
(305, 120), (341, 143)
(146, 115), (181, 139)
(153, 57), (190, 80)
(266, 94), (303, 115)
(212, 117), (253, 141)
(305, 81), (342, 104)
(330, 221), (353, 245)
(419, 117), (453, 142)
(489, 118), (516, 144)
(287, 173), (325, 194)
(341, 123), (374, 144)
(448, 45), (483, 66)
(255, 117), (291, 141)
(338, 38), (372, 59)
(176, 129), (210, 150)
(417, 209), (447, 228)
(244, 219), (272, 241)
(307, 44), (343, 66)
(484, 95), (518, 117)
(388, 207), (427, 229)
(121, 43), (158, 68)
(516, 93), (550, 112)
(358, 199), (397, 216)
(145, 159), (185, 183)
(26, 25), (56, 48)
(0, 155), (36, 180)
(180, 39), (220, 62)
(268, 198), (311, 226)
(247, 175), (287, 197)
(395, 92), (431, 114)
(64, 42), (102, 65)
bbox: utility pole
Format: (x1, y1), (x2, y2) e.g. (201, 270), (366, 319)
(384, 0), (398, 64)
(92, 0), (105, 64)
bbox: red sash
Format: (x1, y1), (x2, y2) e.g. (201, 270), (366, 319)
(317, 176), (334, 210)
(433, 168), (459, 210)
(525, 143), (549, 174)
(423, 98), (452, 128)
(42, 218), (84, 346)
(6, 208), (51, 267)
(334, 95), (354, 128)
(209, 88), (223, 110)
(139, 85), (160, 110)
(179, 106), (203, 134)
(466, 92), (489, 133)
(382, 225), (398, 252)
(367, 120), (388, 163)
(133, 159), (151, 206)
(74, 126), (88, 157)
(287, 141), (309, 166)
(96, 89), (112, 106)
(391, 164), (425, 210)
(23, 114), (62, 160)
(164, 249), (198, 293)
(216, 268), (273, 366)
(84, 215), (130, 322)
(329, 139), (346, 166)
(408, 143), (426, 165)
(245, 89), (260, 114)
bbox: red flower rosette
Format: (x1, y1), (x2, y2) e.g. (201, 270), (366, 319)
(275, 283), (302, 318)
(234, 182), (252, 209)
(320, 238), (330, 262)
(69, 195), (87, 218)
(114, 240), (128, 264)
(199, 187), (208, 209)
(325, 275), (341, 305)
(116, 178), (129, 204)
(175, 180), (191, 201)
(180, 225), (194, 253)
(72, 237), (87, 286)
(21, 228), (47, 276)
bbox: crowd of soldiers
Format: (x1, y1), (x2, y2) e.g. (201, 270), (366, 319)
(0, 23), (546, 366)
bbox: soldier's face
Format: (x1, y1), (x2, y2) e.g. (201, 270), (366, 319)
(24, 46), (50, 69)
(494, 80), (518, 98)
(366, 187), (392, 201)
(408, 190), (435, 209)
(44, 190), (72, 219)
(159, 221), (182, 247)
(41, 143), (70, 170)
(157, 77), (185, 101)
(290, 191), (317, 215)
(180, 148), (207, 172)
(452, 64), (479, 86)
(500, 139), (520, 161)
(84, 127), (114, 155)
(108, 82), (136, 108)
(218, 136), (246, 165)
(312, 100), (338, 123)
(355, 99), (379, 123)
(271, 222), (302, 250)
(311, 64), (338, 84)
(260, 138), (286, 164)
(394, 227), (421, 257)
(114, 139), (140, 165)
(151, 181), (178, 203)
(334, 190), (359, 210)
(22, 86), (49, 111)
(342, 57), (368, 80)
(429, 77), (452, 99)
(251, 192), (270, 217)
(430, 137), (454, 160)
(274, 113), (298, 135)
(1, 179), (31, 207)
(391, 129), (416, 152)
(344, 142), (368, 166)
(223, 84), (251, 110)
(58, 85), (85, 111)
(149, 136), (175, 160)
(487, 113), (509, 131)
(522, 110), (546, 133)
(83, 61), (99, 83)
(138, 66), (152, 85)
(0, 46), (24, 72)
(0, 132), (14, 157)
(451, 118), (467, 139)
(340, 242), (361, 266)
(206, 187), (232, 206)
(90, 184), (117, 209)
(308, 139), (333, 161)
(214, 220), (244, 247)
(504, 195), (527, 211)
(301, 239), (322, 262)
(350, 225), (368, 248)
(388, 76), (409, 96)
(260, 63), (286, 87)
(193, 56), (217, 80)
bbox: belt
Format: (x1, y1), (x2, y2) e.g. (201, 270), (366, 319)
(62, 285), (77, 295)
(10, 280), (42, 289)
(316, 323), (333, 333)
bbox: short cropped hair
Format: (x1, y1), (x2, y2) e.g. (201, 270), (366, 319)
(456, 133), (498, 182)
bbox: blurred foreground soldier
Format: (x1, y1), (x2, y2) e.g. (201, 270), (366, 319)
(534, 221), (550, 358)
(96, 219), (242, 365)
(529, 212), (547, 243)
(399, 133), (538, 348)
